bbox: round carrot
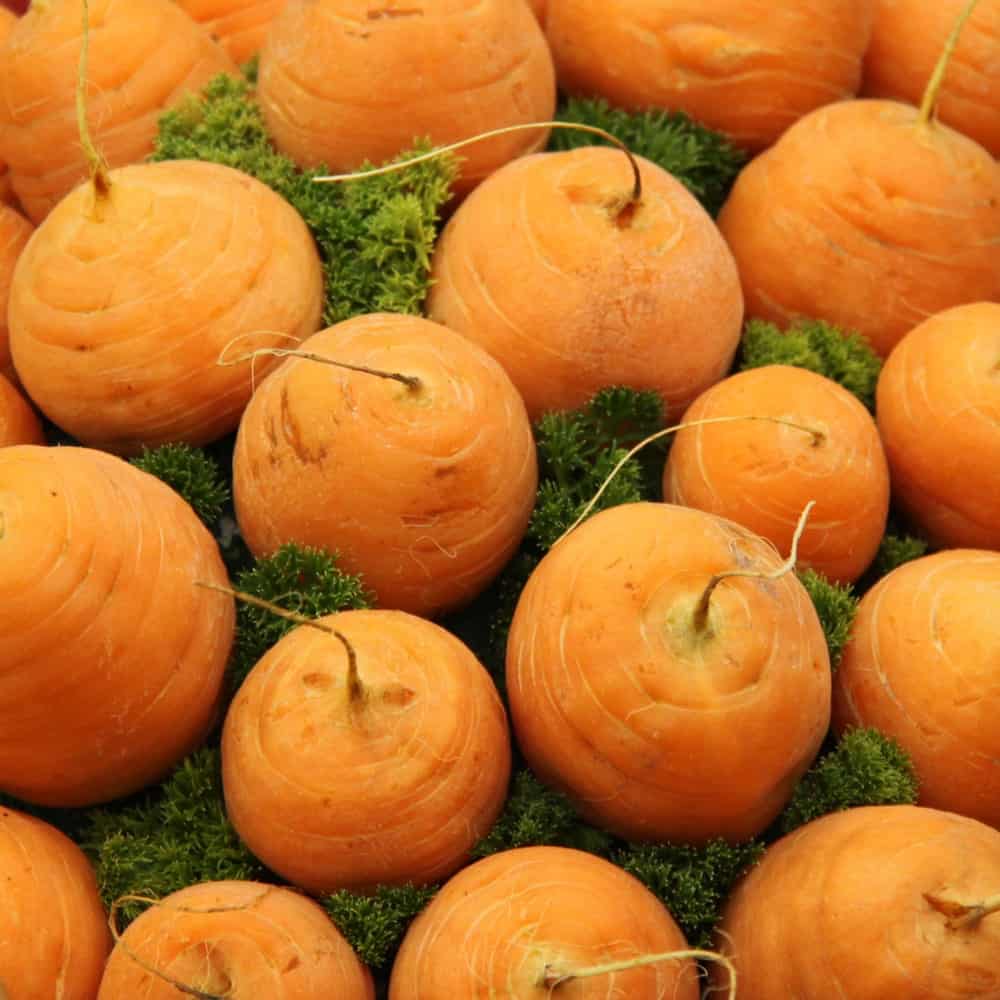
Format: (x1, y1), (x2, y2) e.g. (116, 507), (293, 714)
(98, 881), (374, 998)
(389, 846), (707, 999)
(232, 313), (537, 619)
(875, 302), (1000, 550)
(863, 0), (1000, 157)
(0, 805), (111, 998)
(175, 0), (286, 64)
(0, 445), (234, 806)
(222, 607), (510, 894)
(507, 501), (831, 843)
(544, 0), (874, 153)
(0, 0), (235, 224)
(833, 550), (1000, 828)
(664, 365), (890, 584)
(257, 0), (555, 195)
(426, 145), (744, 422)
(716, 4), (1000, 359)
(713, 804), (1000, 999)
(0, 371), (41, 445)
(0, 201), (32, 383)
(8, 159), (324, 454)
(0, 6), (19, 207)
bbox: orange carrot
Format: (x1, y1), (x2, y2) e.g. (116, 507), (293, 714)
(833, 549), (1000, 828)
(863, 0), (1000, 157)
(389, 846), (718, 998)
(664, 364), (890, 584)
(174, 0), (287, 64)
(221, 607), (511, 894)
(426, 144), (744, 422)
(8, 159), (324, 454)
(0, 805), (111, 998)
(0, 6), (19, 206)
(0, 445), (234, 806)
(507, 501), (831, 843)
(257, 0), (555, 195)
(0, 0), (235, 223)
(231, 313), (537, 619)
(717, 0), (1000, 359)
(714, 805), (1000, 999)
(0, 371), (42, 444)
(98, 882), (374, 998)
(875, 302), (1000, 550)
(544, 0), (874, 152)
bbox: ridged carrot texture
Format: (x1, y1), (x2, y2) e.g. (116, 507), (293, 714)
(545, 0), (874, 154)
(232, 313), (537, 619)
(0, 201), (32, 382)
(174, 0), (286, 63)
(664, 365), (889, 585)
(0, 371), (41, 444)
(713, 805), (1000, 999)
(257, 0), (555, 196)
(863, 0), (1000, 157)
(97, 882), (374, 998)
(876, 303), (1000, 550)
(0, 0), (235, 224)
(389, 846), (711, 999)
(0, 446), (234, 806)
(716, 1), (1000, 360)
(0, 806), (111, 999)
(507, 502), (831, 844)
(426, 145), (743, 423)
(833, 550), (1000, 829)
(222, 608), (511, 894)
(8, 159), (324, 454)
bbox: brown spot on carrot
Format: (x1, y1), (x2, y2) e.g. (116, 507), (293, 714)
(367, 6), (423, 18)
(302, 672), (332, 691)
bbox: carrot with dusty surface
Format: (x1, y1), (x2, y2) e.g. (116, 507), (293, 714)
(232, 312), (537, 619)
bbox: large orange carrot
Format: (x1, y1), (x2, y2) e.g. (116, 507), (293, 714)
(0, 445), (234, 806)
(98, 881), (374, 998)
(507, 501), (831, 843)
(717, 0), (1000, 358)
(664, 364), (890, 584)
(0, 0), (235, 223)
(8, 159), (324, 454)
(426, 145), (744, 422)
(714, 805), (1000, 999)
(876, 302), (1000, 550)
(833, 550), (1000, 828)
(389, 846), (710, 998)
(545, 0), (874, 153)
(232, 313), (537, 619)
(0, 805), (111, 998)
(222, 608), (511, 894)
(257, 0), (555, 195)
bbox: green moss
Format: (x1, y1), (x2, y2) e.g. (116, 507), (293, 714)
(153, 73), (455, 325)
(739, 317), (882, 411)
(870, 529), (929, 581)
(79, 749), (264, 928)
(230, 544), (372, 692)
(471, 769), (611, 859)
(614, 839), (764, 948)
(548, 97), (746, 216)
(798, 568), (859, 669)
(778, 728), (919, 836)
(323, 884), (438, 970)
(130, 443), (230, 527)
